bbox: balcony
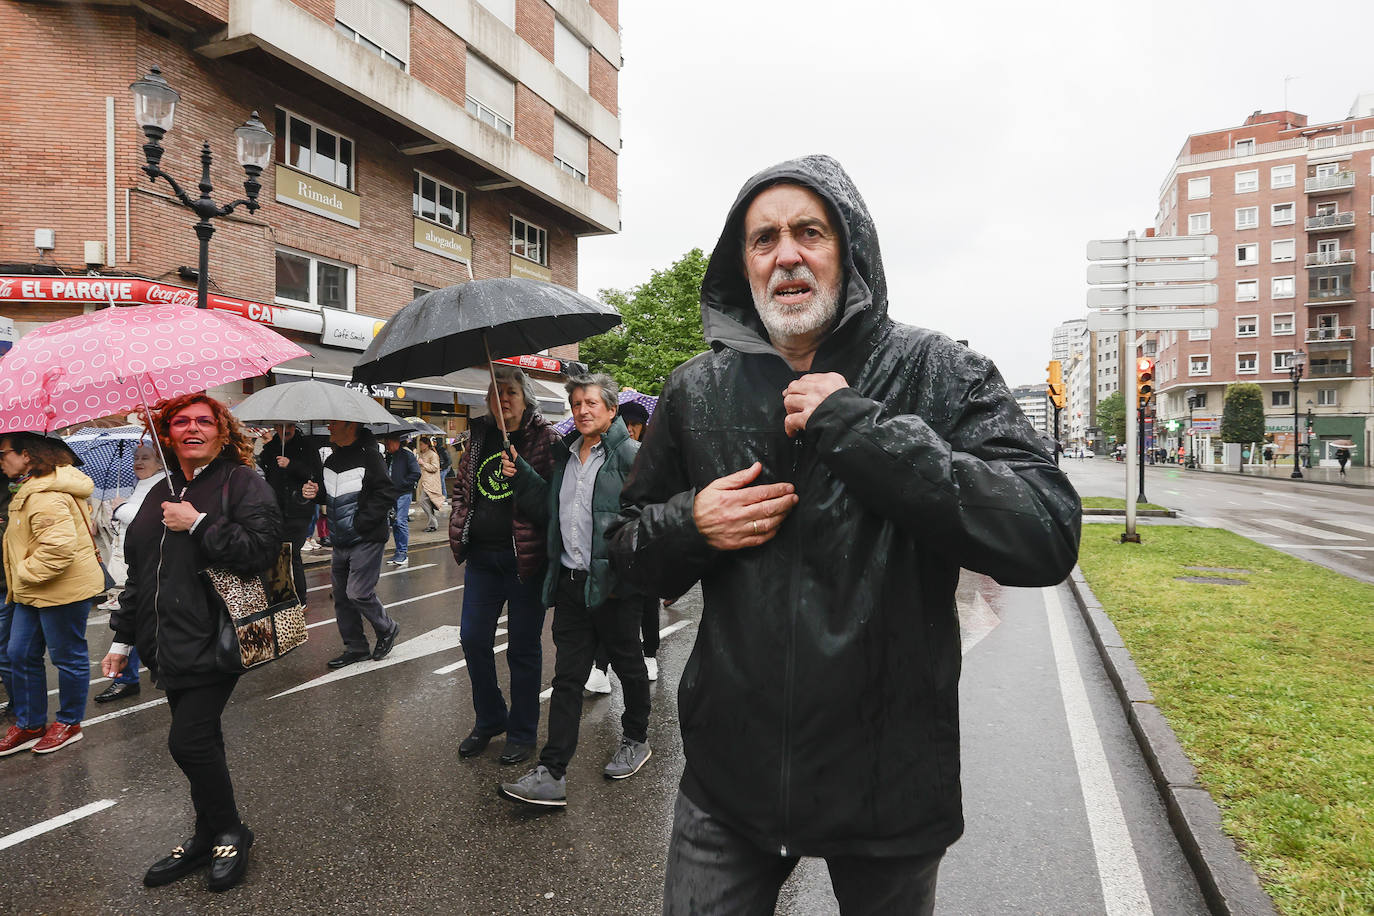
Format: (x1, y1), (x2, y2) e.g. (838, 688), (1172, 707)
(1304, 171), (1357, 193)
(1308, 361), (1353, 377)
(1304, 326), (1356, 345)
(1305, 249), (1355, 267)
(1304, 212), (1356, 231)
(1305, 286), (1357, 305)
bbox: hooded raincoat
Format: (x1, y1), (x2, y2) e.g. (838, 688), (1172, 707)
(608, 156), (1081, 858)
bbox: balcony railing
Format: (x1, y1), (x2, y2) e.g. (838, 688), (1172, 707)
(1304, 171), (1357, 193)
(1305, 249), (1355, 267)
(1304, 212), (1356, 231)
(1308, 362), (1352, 377)
(1307, 286), (1355, 301)
(1304, 326), (1356, 343)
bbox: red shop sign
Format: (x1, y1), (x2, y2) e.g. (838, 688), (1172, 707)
(0, 275), (284, 325)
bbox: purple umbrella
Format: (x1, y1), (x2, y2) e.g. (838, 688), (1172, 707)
(555, 390), (657, 436)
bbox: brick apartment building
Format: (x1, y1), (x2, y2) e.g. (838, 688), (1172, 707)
(1150, 99), (1373, 467)
(0, 0), (621, 428)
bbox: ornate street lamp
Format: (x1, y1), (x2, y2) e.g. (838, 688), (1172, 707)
(1305, 400), (1315, 468)
(1288, 350), (1306, 479)
(1185, 388), (1197, 468)
(130, 66), (272, 309)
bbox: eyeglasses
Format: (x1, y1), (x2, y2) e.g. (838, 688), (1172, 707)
(170, 416), (217, 431)
(0, 449), (14, 457)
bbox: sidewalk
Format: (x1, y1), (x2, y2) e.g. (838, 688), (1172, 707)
(302, 507), (453, 568)
(1174, 461), (1373, 488)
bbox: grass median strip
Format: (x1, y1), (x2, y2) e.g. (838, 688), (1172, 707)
(1077, 524), (1373, 916)
(1079, 496), (1169, 512)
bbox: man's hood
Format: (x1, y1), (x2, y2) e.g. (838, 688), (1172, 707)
(700, 155), (887, 357)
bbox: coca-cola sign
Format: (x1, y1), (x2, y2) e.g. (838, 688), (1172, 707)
(144, 284), (199, 307)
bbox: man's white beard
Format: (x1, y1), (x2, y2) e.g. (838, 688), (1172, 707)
(752, 265), (841, 345)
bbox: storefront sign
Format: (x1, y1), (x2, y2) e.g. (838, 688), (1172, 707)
(275, 164), (361, 228)
(321, 307), (386, 351)
(345, 381), (399, 399)
(509, 254), (551, 283)
(495, 354), (564, 374)
(413, 219), (472, 263)
(1192, 416), (1219, 434)
(0, 315), (13, 357)
(1265, 416), (1295, 432)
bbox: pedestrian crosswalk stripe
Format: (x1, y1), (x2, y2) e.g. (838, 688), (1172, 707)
(0, 800), (119, 852)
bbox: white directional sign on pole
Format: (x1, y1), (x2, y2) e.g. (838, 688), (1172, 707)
(1086, 235), (1219, 260)
(1087, 308), (1219, 332)
(1086, 260), (1218, 284)
(1087, 284), (1218, 308)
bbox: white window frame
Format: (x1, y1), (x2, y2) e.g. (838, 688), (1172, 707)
(273, 246), (356, 312)
(1271, 202), (1295, 226)
(1271, 164), (1296, 188)
(1236, 352), (1258, 374)
(1317, 388), (1338, 406)
(1236, 279), (1259, 301)
(1272, 238), (1296, 262)
(1236, 315), (1258, 337)
(1187, 176), (1211, 199)
(1272, 312), (1295, 336)
(1234, 169), (1259, 193)
(1236, 243), (1259, 266)
(1188, 328), (1211, 340)
(1235, 206), (1259, 230)
(1315, 162), (1341, 178)
(553, 116), (588, 184)
(334, 19), (407, 69)
(510, 216), (548, 266)
(1235, 138), (1256, 155)
(412, 170), (468, 233)
(1272, 389), (1291, 408)
(1272, 275), (1296, 299)
(465, 54), (515, 138)
(1272, 350), (1295, 372)
(275, 107), (355, 189)
(1188, 354), (1210, 376)
(466, 96), (513, 137)
(1188, 212), (1211, 235)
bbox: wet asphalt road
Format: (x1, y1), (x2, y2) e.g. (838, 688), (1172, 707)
(0, 531), (1209, 914)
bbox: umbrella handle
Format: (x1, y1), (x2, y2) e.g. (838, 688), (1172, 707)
(135, 374), (179, 501)
(482, 331), (512, 450)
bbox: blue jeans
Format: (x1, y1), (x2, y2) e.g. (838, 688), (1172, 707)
(115, 645), (141, 686)
(390, 493), (412, 559)
(0, 601), (17, 704)
(459, 550), (547, 745)
(9, 600), (92, 728)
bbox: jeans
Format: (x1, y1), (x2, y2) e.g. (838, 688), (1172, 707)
(166, 677), (242, 839)
(390, 494), (412, 559)
(663, 791), (943, 916)
(459, 550), (548, 745)
(114, 645), (141, 686)
(0, 601), (15, 704)
(331, 540), (397, 653)
(540, 571), (650, 779)
(9, 600), (91, 728)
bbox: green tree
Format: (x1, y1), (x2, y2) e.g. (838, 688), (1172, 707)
(1096, 391), (1126, 446)
(579, 249), (709, 394)
(1221, 382), (1266, 467)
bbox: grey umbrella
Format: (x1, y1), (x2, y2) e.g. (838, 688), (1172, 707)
(232, 379), (404, 426)
(351, 278), (620, 445)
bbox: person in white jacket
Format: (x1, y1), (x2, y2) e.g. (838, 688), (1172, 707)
(93, 443), (164, 703)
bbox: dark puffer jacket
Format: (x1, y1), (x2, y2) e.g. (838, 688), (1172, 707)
(260, 429), (323, 521)
(320, 434), (398, 546)
(448, 409), (559, 583)
(111, 458), (282, 690)
(607, 155), (1081, 859)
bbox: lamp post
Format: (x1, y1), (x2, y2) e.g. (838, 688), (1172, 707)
(1288, 350), (1306, 479)
(1185, 388), (1197, 468)
(130, 66), (273, 309)
(1305, 401), (1315, 468)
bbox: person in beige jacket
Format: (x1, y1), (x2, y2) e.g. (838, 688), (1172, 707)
(0, 432), (106, 756)
(416, 436), (448, 532)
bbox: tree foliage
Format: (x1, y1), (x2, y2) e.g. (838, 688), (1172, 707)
(578, 249), (709, 395)
(1221, 383), (1266, 445)
(1096, 391), (1126, 445)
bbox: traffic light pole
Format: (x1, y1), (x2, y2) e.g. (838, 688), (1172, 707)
(1137, 406), (1148, 504)
(1053, 405), (1062, 466)
(1122, 233), (1140, 543)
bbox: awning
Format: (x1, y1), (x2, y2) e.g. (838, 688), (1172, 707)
(273, 342), (565, 412)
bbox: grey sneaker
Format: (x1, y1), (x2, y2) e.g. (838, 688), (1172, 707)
(499, 765), (567, 807)
(603, 737), (652, 780)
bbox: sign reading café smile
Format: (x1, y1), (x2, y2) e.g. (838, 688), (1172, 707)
(413, 218), (472, 263)
(275, 164), (361, 227)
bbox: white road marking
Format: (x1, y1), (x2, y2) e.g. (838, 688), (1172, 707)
(1312, 518), (1374, 537)
(0, 800), (119, 852)
(270, 625), (464, 699)
(1268, 545), (1374, 551)
(957, 590), (999, 655)
(306, 563), (436, 592)
(303, 585), (466, 631)
(538, 620), (694, 701)
(82, 696), (169, 727)
(1186, 516), (1283, 540)
(1042, 586), (1153, 915)
(433, 635), (508, 676)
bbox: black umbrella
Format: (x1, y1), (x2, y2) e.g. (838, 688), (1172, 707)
(351, 278), (620, 444)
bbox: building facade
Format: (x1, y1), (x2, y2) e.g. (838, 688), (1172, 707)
(0, 0), (621, 427)
(1151, 101), (1372, 467)
(1011, 383), (1050, 438)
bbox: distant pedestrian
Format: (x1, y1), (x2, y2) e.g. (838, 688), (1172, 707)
(382, 434), (420, 566)
(415, 437), (448, 532)
(1336, 447), (1350, 476)
(260, 423), (322, 605)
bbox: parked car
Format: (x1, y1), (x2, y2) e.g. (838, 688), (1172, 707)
(1067, 447), (1095, 459)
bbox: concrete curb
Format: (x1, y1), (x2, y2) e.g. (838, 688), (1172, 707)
(1066, 567), (1278, 916)
(1082, 508), (1177, 518)
(1182, 466), (1373, 490)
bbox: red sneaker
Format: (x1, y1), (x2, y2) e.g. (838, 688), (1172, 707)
(0, 724), (47, 756)
(32, 722), (83, 754)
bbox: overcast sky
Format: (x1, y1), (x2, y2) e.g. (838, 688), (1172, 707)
(577, 0), (1374, 387)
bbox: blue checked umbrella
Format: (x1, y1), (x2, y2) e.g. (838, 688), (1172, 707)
(554, 391), (657, 436)
(63, 425), (148, 500)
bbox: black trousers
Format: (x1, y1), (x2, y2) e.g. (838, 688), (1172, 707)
(166, 677), (241, 840)
(594, 595), (661, 669)
(286, 514), (314, 606)
(539, 570), (650, 780)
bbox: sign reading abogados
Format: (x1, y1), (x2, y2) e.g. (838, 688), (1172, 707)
(413, 219), (472, 263)
(510, 254), (551, 283)
(275, 164), (360, 227)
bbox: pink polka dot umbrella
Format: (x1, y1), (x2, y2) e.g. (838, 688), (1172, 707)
(0, 303), (308, 433)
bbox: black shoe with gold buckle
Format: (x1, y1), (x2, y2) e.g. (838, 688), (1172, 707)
(206, 825), (254, 892)
(144, 835), (213, 887)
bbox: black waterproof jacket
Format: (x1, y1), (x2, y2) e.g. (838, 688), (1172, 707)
(607, 156), (1081, 858)
(260, 429), (323, 521)
(319, 434), (398, 547)
(111, 457), (282, 690)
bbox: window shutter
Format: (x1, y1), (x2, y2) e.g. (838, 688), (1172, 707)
(554, 117), (588, 173)
(336, 0), (409, 61)
(466, 54), (515, 122)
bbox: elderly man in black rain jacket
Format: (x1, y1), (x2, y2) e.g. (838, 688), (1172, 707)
(607, 156), (1081, 914)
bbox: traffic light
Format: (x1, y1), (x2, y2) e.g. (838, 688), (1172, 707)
(1136, 357), (1155, 409)
(1047, 360), (1067, 409)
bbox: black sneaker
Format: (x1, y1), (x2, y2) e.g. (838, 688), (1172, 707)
(94, 682), (140, 703)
